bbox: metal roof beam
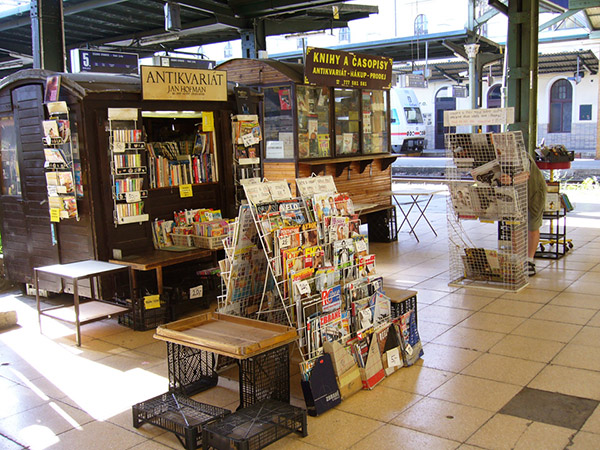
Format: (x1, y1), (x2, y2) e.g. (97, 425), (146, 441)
(488, 0), (508, 17)
(435, 65), (461, 83)
(231, 0), (351, 19)
(539, 9), (581, 31)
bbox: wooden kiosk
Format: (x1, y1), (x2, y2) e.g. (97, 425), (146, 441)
(0, 68), (236, 297)
(218, 48), (398, 240)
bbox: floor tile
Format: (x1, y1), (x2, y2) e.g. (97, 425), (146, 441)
(0, 434), (25, 450)
(550, 292), (600, 310)
(350, 423), (460, 450)
(553, 343), (600, 371)
(417, 305), (473, 326)
(581, 404), (600, 434)
(0, 383), (49, 420)
(499, 288), (558, 304)
(531, 304), (597, 325)
(420, 343), (482, 373)
(429, 374), (522, 412)
(586, 310), (600, 327)
(392, 396), (493, 442)
(512, 421), (574, 450)
(409, 288), (449, 305)
(336, 386), (422, 422)
(99, 330), (159, 350)
(461, 353), (545, 386)
(568, 431), (600, 450)
(565, 281), (600, 296)
(529, 365), (600, 401)
(128, 440), (178, 450)
(499, 387), (598, 430)
(525, 276), (573, 291)
(511, 318), (582, 343)
(416, 320), (452, 343)
(489, 335), (565, 363)
(47, 419), (147, 449)
(433, 326), (505, 352)
(433, 293), (495, 311)
(459, 311), (526, 333)
(301, 409), (384, 450)
(380, 364), (454, 396)
(571, 326), (600, 348)
(481, 298), (543, 318)
(466, 413), (531, 450)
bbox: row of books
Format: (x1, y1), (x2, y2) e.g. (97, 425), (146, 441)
(112, 129), (142, 143)
(113, 154), (142, 168)
(114, 177), (143, 194)
(116, 201), (145, 218)
(147, 153), (215, 188)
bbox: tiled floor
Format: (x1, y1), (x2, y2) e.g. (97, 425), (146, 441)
(1, 186), (600, 449)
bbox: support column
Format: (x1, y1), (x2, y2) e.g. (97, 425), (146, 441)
(596, 63), (600, 159)
(30, 0), (66, 71)
(465, 43), (480, 133)
(506, 0), (539, 154)
(240, 19), (266, 59)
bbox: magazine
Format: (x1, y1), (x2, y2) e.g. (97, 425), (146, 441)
(471, 159), (502, 186)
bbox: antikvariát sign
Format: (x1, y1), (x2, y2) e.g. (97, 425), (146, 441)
(141, 66), (227, 101)
(304, 47), (392, 90)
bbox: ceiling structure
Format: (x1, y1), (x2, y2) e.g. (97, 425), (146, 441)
(0, 0), (377, 74)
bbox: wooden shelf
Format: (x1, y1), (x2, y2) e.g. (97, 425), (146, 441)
(298, 153), (397, 176)
(41, 300), (129, 324)
(148, 181), (218, 192)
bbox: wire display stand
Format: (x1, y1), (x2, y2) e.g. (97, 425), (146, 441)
(445, 131), (529, 292)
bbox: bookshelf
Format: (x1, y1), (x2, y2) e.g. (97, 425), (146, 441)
(445, 131), (529, 291)
(43, 101), (78, 221)
(108, 108), (149, 225)
(145, 113), (219, 189)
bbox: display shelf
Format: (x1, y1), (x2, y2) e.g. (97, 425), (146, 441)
(445, 132), (529, 292)
(536, 209), (570, 259)
(108, 107), (148, 226)
(298, 153), (397, 176)
(43, 101), (78, 221)
(232, 114), (262, 209)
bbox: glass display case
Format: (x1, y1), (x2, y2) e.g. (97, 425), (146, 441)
(297, 85), (331, 159)
(263, 86), (295, 160)
(334, 88), (360, 156)
(0, 115), (21, 196)
(362, 90), (388, 154)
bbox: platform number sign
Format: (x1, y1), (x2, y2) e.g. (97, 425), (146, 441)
(73, 49), (139, 75)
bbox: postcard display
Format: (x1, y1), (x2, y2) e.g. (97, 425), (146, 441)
(232, 114), (262, 209)
(445, 132), (529, 291)
(108, 108), (149, 225)
(43, 102), (78, 221)
(218, 175), (423, 416)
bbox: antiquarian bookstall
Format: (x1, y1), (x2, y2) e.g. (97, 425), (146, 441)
(218, 48), (399, 242)
(0, 68), (237, 313)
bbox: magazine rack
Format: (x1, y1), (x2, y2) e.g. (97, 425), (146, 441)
(43, 101), (78, 221)
(445, 132), (529, 291)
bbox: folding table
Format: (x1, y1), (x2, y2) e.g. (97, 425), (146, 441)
(390, 187), (446, 242)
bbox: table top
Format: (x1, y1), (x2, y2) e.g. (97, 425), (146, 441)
(155, 312), (298, 359)
(389, 187), (446, 196)
(34, 260), (128, 279)
(109, 248), (212, 271)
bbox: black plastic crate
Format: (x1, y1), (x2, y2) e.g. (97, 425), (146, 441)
(202, 399), (307, 450)
(238, 345), (290, 409)
(367, 207), (398, 243)
(390, 290), (418, 323)
(116, 296), (168, 331)
(132, 391), (230, 450)
(167, 342), (219, 396)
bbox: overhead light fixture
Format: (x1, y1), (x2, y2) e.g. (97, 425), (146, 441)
(164, 1), (181, 32)
(139, 33), (180, 46)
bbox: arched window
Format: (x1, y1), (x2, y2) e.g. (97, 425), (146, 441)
(414, 14), (428, 36)
(549, 79), (572, 133)
(224, 42), (232, 58)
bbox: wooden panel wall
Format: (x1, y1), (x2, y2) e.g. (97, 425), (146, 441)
(298, 160), (392, 207)
(263, 162), (297, 196)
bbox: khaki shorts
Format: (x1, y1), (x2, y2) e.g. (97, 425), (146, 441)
(528, 181), (546, 232)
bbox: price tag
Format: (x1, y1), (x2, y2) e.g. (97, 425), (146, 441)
(50, 208), (61, 222)
(144, 294), (161, 310)
(125, 191), (141, 203)
(179, 184), (193, 198)
(202, 111), (214, 132)
(405, 343), (414, 356)
(278, 235), (291, 248)
(387, 347), (402, 367)
(113, 141), (125, 152)
(189, 284), (203, 299)
(296, 281), (311, 296)
(355, 239), (367, 253)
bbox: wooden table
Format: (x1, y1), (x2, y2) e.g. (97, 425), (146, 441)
(389, 187), (446, 242)
(110, 248), (213, 295)
(34, 260), (131, 346)
(155, 312), (298, 408)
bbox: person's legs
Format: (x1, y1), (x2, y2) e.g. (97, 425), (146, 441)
(528, 229), (540, 259)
